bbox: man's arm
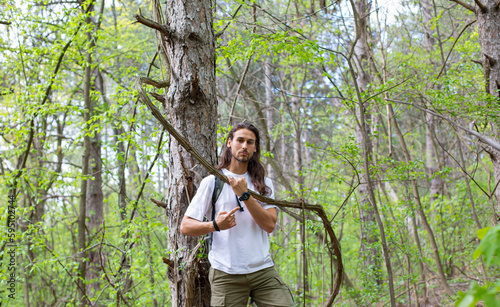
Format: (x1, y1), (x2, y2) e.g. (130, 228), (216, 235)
(243, 199), (278, 233)
(228, 176), (278, 233)
(180, 207), (240, 236)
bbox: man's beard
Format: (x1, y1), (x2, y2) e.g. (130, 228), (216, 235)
(231, 152), (251, 163)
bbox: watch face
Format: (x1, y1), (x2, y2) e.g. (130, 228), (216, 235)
(240, 192), (250, 201)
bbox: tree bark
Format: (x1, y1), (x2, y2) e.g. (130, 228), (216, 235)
(84, 2), (105, 301)
(113, 125), (128, 221)
(475, 0), (500, 222)
(78, 13), (92, 307)
(265, 58), (275, 178)
(85, 115), (104, 302)
(163, 0), (217, 305)
(351, 0), (383, 287)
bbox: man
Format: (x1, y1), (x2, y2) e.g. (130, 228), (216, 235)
(180, 122), (294, 307)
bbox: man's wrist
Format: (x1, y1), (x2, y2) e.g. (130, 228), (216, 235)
(212, 220), (220, 232)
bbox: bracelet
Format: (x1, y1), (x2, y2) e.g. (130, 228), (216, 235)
(213, 220), (220, 232)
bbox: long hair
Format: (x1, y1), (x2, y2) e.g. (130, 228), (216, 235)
(217, 122), (271, 196)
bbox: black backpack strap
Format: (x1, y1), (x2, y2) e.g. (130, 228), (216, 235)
(209, 176), (223, 246)
(211, 176), (222, 221)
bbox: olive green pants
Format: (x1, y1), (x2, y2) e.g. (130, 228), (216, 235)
(208, 266), (294, 307)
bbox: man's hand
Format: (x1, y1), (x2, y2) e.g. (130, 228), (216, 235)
(215, 207), (240, 230)
(228, 176), (248, 197)
(227, 176), (277, 233)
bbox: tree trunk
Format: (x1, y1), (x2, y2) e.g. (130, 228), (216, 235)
(351, 0), (382, 286)
(421, 0), (444, 204)
(78, 15), (92, 307)
(388, 104), (454, 296)
(421, 0), (436, 50)
(349, 2), (397, 304)
(113, 125), (128, 221)
(291, 93), (310, 300)
(86, 127), (104, 301)
(265, 58), (275, 178)
(475, 0), (500, 223)
(163, 0), (217, 305)
(78, 1), (99, 304)
(84, 3), (105, 301)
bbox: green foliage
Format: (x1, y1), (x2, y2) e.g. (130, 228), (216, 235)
(456, 226), (500, 306)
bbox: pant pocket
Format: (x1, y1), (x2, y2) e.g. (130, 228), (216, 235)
(209, 267), (214, 285)
(211, 295), (225, 306)
(273, 277), (294, 305)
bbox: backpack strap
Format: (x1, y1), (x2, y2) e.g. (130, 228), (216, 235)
(209, 176), (223, 246)
(211, 176), (222, 221)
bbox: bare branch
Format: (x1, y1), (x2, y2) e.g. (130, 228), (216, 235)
(471, 59), (483, 65)
(138, 76), (169, 88)
(215, 4), (243, 38)
(484, 53), (497, 66)
(362, 76), (412, 104)
(435, 133), (492, 198)
(162, 256), (174, 266)
(474, 0), (488, 12)
(438, 20), (477, 79)
(449, 0), (475, 11)
(386, 98), (500, 153)
(0, 21), (11, 25)
(227, 56), (252, 127)
(134, 14), (171, 36)
(99, 230), (117, 288)
(150, 92), (166, 104)
(150, 197), (167, 208)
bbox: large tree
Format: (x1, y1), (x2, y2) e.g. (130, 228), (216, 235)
(156, 0), (218, 305)
(474, 0), (500, 222)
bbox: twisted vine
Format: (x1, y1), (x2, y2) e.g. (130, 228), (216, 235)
(136, 79), (343, 306)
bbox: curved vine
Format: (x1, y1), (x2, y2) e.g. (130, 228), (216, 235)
(136, 79), (344, 306)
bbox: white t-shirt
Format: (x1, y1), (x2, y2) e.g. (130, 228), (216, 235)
(184, 168), (277, 274)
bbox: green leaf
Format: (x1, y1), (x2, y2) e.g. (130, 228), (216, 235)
(455, 292), (474, 307)
(472, 246), (482, 261)
(477, 227), (490, 240)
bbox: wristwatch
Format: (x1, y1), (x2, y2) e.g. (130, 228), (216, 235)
(238, 191), (251, 201)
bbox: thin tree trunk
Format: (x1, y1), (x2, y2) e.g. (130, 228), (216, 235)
(265, 58), (275, 178)
(78, 10), (93, 307)
(113, 125), (128, 221)
(348, 3), (396, 301)
(351, 0), (383, 288)
(86, 125), (104, 301)
(95, 70), (134, 297)
(421, 0), (444, 204)
(146, 232), (159, 307)
(388, 103), (454, 296)
(85, 2), (105, 300)
(380, 182), (421, 306)
(354, 80), (396, 306)
(291, 93), (310, 299)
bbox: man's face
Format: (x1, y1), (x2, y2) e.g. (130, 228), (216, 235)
(228, 128), (257, 163)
